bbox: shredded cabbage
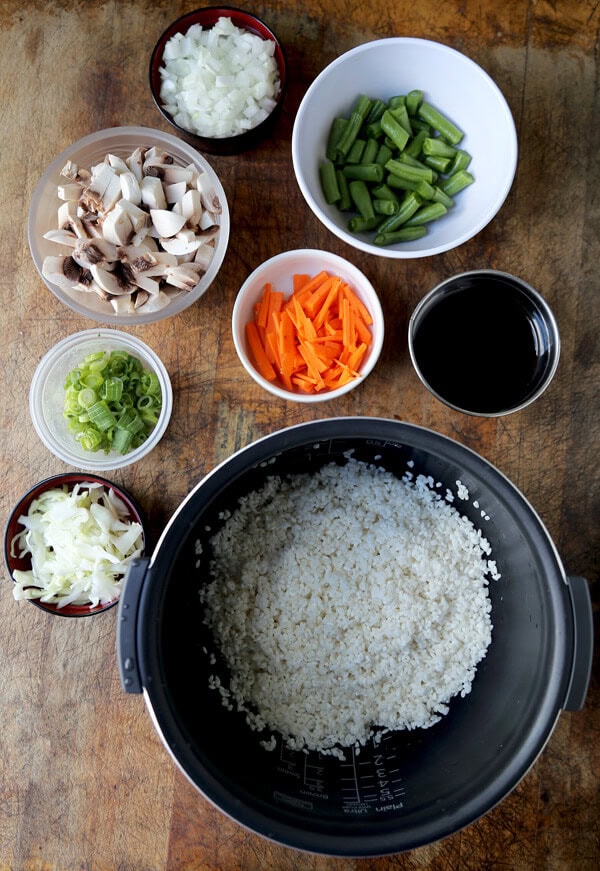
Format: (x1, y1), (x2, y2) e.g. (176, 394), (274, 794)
(10, 482), (144, 609)
(159, 17), (280, 139)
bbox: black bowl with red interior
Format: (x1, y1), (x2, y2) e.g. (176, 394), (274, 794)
(4, 473), (146, 617)
(149, 6), (287, 155)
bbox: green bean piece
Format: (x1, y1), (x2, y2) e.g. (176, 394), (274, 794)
(361, 138), (380, 165)
(373, 198), (400, 216)
(385, 158), (434, 184)
(342, 163), (385, 183)
(415, 179), (436, 200)
(335, 95), (373, 158)
(403, 202), (448, 226)
(365, 97), (387, 124)
(374, 226), (428, 245)
(406, 89), (423, 116)
(349, 179), (375, 219)
(417, 101), (464, 145)
(399, 151), (437, 179)
(386, 173), (421, 193)
(387, 95), (406, 109)
(404, 127), (429, 159)
(448, 149), (472, 174)
(375, 143), (394, 166)
(410, 118), (432, 134)
(424, 154), (451, 173)
(335, 169), (353, 210)
(319, 160), (341, 204)
(422, 137), (458, 158)
(376, 191), (422, 233)
(365, 120), (383, 140)
(371, 183), (400, 202)
(431, 186), (454, 208)
(438, 169), (475, 196)
(348, 215), (382, 233)
(389, 103), (413, 136)
(346, 138), (366, 164)
(326, 117), (348, 161)
(380, 110), (410, 152)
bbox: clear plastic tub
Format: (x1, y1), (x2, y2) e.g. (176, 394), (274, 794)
(29, 329), (173, 470)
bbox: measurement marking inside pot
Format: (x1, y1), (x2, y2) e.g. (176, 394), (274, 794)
(341, 749), (405, 806)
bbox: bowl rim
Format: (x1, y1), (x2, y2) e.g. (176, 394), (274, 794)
(4, 472), (146, 617)
(29, 328), (173, 470)
(291, 36), (518, 259)
(231, 248), (385, 402)
(148, 5), (288, 154)
(28, 125), (230, 324)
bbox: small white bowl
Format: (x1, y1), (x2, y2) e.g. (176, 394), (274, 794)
(28, 126), (230, 324)
(292, 38), (518, 259)
(232, 249), (384, 402)
(30, 329), (173, 470)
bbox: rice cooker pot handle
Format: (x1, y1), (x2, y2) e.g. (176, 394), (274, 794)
(563, 575), (594, 712)
(117, 556), (151, 694)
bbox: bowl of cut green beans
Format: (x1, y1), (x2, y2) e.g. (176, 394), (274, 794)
(29, 329), (173, 471)
(292, 38), (518, 258)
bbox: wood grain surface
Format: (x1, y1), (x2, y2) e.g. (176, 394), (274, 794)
(0, 1), (598, 869)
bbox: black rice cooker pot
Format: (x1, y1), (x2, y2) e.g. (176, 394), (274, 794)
(118, 418), (593, 857)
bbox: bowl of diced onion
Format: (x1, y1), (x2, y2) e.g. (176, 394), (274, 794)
(4, 473), (146, 616)
(292, 37), (518, 258)
(149, 7), (287, 155)
(29, 329), (173, 471)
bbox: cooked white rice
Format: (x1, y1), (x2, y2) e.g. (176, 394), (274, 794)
(200, 458), (495, 757)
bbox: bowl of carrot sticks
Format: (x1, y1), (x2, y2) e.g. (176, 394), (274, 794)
(232, 248), (384, 401)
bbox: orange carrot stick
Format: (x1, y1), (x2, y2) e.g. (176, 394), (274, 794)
(246, 321), (276, 382)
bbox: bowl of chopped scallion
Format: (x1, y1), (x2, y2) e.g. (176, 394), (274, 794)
(29, 329), (173, 471)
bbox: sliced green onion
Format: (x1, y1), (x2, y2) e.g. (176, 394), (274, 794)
(63, 349), (162, 455)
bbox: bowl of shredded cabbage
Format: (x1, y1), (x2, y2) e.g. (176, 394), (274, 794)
(4, 474), (146, 616)
(149, 7), (287, 154)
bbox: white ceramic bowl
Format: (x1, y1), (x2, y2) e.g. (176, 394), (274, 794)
(232, 249), (384, 402)
(292, 38), (518, 259)
(30, 329), (173, 470)
(28, 126), (230, 324)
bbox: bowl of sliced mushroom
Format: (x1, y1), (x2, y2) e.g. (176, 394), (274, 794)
(28, 126), (230, 324)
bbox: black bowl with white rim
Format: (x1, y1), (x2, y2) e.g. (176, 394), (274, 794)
(116, 417), (592, 857)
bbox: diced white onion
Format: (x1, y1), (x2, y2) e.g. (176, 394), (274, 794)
(159, 16), (280, 139)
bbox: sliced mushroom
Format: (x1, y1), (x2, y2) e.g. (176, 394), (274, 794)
(57, 183), (83, 202)
(140, 175), (167, 210)
(101, 204), (134, 246)
(180, 188), (203, 228)
(119, 171), (142, 205)
(126, 147), (146, 182)
(150, 208), (186, 238)
(42, 255), (85, 290)
(43, 228), (79, 248)
(72, 237), (119, 268)
(90, 263), (136, 296)
(164, 262), (204, 291)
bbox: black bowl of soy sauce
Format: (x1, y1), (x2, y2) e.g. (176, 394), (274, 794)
(408, 270), (560, 416)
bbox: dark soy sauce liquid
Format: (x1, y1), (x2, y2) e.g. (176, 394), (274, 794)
(412, 278), (550, 414)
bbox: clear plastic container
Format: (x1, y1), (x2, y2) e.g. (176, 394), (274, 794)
(28, 126), (230, 325)
(29, 329), (173, 470)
